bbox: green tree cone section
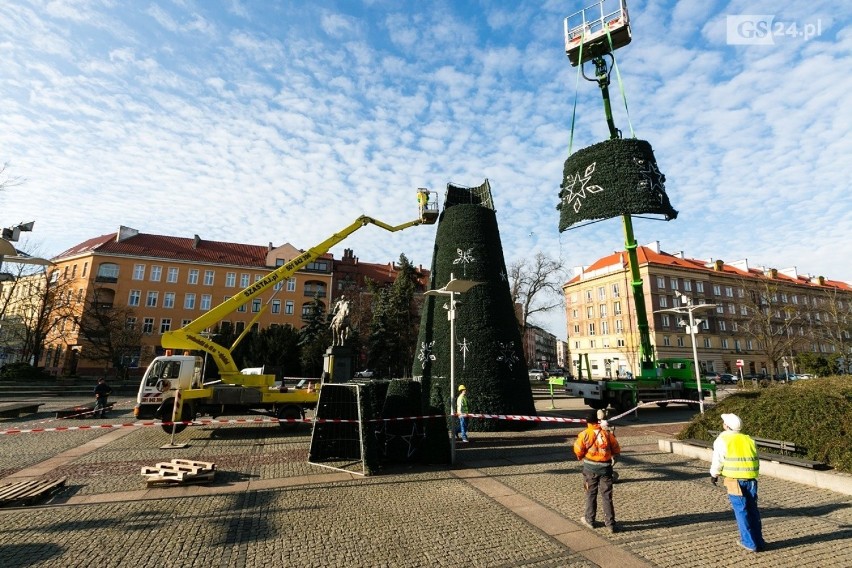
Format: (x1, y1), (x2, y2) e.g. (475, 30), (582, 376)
(414, 201), (536, 432)
(558, 138), (678, 231)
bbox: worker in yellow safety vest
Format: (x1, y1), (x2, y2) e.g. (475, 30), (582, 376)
(710, 413), (766, 553)
(417, 190), (429, 215)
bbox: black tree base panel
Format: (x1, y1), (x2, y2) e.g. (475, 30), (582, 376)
(557, 138), (678, 231)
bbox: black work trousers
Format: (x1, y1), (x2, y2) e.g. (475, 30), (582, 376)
(582, 466), (615, 527)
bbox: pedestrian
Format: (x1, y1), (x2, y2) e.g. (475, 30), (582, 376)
(454, 384), (469, 442)
(93, 377), (112, 418)
(710, 413), (766, 553)
(573, 411), (621, 533)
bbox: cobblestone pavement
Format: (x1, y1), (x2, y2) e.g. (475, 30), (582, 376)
(0, 396), (850, 567)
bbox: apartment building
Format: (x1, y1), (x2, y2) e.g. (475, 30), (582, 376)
(564, 242), (852, 378)
(523, 324), (558, 371)
(29, 226), (335, 375)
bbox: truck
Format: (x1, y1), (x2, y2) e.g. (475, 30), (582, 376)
(560, 1), (715, 413)
(134, 191), (439, 433)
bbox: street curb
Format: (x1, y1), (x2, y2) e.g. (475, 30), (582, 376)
(660, 439), (852, 496)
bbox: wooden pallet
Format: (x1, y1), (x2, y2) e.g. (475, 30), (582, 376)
(0, 477), (67, 507)
(141, 459), (216, 486)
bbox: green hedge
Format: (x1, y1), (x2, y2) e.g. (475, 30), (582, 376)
(558, 138), (678, 231)
(678, 376), (852, 473)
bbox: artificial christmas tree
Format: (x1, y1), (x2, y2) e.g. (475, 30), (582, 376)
(413, 180), (536, 437)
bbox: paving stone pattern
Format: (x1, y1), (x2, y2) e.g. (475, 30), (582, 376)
(1, 397), (851, 567)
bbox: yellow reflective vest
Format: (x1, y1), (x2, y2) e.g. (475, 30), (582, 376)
(720, 431), (760, 479)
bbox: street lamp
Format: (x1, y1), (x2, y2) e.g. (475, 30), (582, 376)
(424, 272), (482, 464)
(656, 291), (716, 414)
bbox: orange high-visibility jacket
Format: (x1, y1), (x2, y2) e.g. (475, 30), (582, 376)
(573, 424), (620, 463)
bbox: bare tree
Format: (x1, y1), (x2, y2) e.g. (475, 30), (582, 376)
(812, 287), (852, 372)
(509, 251), (566, 331)
(0, 162), (23, 193)
(737, 278), (806, 377)
(72, 289), (142, 378)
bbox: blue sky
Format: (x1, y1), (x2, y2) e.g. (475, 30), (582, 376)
(2, 0), (850, 339)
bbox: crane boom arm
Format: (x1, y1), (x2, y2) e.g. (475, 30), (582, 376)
(160, 212), (432, 375)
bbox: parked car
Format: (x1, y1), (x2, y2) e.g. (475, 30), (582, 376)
(354, 369), (375, 378)
(718, 373), (736, 384)
(528, 369), (548, 381)
(788, 373), (812, 381)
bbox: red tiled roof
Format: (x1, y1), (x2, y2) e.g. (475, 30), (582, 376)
(54, 232), (270, 267)
(570, 246), (851, 291)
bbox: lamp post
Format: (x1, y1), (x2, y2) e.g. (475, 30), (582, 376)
(656, 291), (715, 414)
(424, 272), (482, 464)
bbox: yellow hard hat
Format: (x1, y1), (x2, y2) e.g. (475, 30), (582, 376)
(458, 384), (466, 392)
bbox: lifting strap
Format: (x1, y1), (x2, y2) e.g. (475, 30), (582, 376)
(567, 32), (585, 157)
(605, 25), (635, 139)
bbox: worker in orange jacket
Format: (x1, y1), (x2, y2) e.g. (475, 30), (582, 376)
(573, 411), (621, 533)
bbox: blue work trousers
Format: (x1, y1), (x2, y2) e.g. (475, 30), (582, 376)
(454, 416), (468, 441)
(728, 479), (765, 551)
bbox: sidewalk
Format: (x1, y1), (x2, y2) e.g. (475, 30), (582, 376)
(0, 396), (850, 567)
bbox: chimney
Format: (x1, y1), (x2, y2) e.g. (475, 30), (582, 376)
(818, 275), (825, 286)
(714, 259), (724, 271)
(193, 234), (201, 249)
(268, 241), (273, 252)
(116, 225), (139, 242)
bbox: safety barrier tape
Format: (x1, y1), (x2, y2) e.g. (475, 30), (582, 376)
(0, 398), (707, 436)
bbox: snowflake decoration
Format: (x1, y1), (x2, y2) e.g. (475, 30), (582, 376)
(452, 248), (475, 276)
(561, 162), (604, 213)
(457, 337), (472, 370)
(634, 156), (666, 203)
(418, 341), (436, 369)
(496, 341), (519, 369)
(499, 269), (507, 282)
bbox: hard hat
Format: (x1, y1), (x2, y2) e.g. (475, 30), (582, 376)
(458, 384), (466, 392)
(721, 413), (742, 432)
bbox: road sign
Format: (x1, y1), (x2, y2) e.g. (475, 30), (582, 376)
(736, 359), (744, 368)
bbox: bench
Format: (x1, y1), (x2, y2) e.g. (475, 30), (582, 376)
(0, 402), (44, 418)
(685, 435), (829, 470)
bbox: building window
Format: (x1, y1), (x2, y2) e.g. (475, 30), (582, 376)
(164, 292), (175, 309)
(728, 303), (736, 314)
(732, 322), (738, 332)
(713, 284), (721, 296)
(656, 276), (665, 289)
(287, 278), (296, 292)
(676, 336), (684, 347)
(571, 308), (579, 319)
(285, 300), (294, 315)
(235, 322), (245, 334)
(238, 303), (247, 313)
(252, 299), (262, 313)
(660, 296), (668, 308)
(225, 272), (236, 287)
(188, 269), (199, 285)
(82, 262), (88, 277)
(601, 321), (609, 334)
(599, 304), (608, 317)
(573, 324), (580, 334)
(734, 339), (741, 351)
(204, 270), (214, 285)
(719, 321), (727, 331)
(201, 294), (212, 310)
(725, 286), (733, 297)
(703, 338), (711, 348)
(614, 301), (622, 315)
(182, 319), (192, 327)
(272, 300), (281, 314)
(696, 281), (704, 293)
(616, 338), (625, 347)
(661, 314), (670, 327)
(167, 267), (179, 283)
(663, 336), (671, 346)
(598, 286), (606, 300)
(611, 283), (620, 297)
(184, 293), (196, 309)
(304, 282), (327, 297)
(684, 280), (692, 292)
(305, 259), (329, 272)
(133, 264), (145, 280)
(716, 304), (724, 314)
(588, 323), (596, 335)
(160, 319), (171, 334)
(146, 291), (158, 308)
(615, 319), (623, 332)
(586, 306), (594, 318)
(737, 287), (744, 298)
(126, 317), (136, 330)
(722, 338), (729, 349)
(740, 305), (748, 315)
(791, 295), (798, 305)
(747, 340), (754, 350)
(129, 290), (141, 307)
(671, 278), (678, 290)
(150, 266), (162, 282)
(585, 289), (593, 302)
(240, 274), (250, 287)
(143, 318), (154, 334)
